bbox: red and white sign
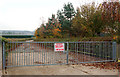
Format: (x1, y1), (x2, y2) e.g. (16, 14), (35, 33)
(54, 43), (65, 51)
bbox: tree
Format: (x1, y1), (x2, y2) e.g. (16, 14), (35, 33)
(34, 24), (46, 38)
(44, 14), (62, 38)
(57, 2), (76, 37)
(34, 28), (39, 39)
(35, 14), (62, 38)
(63, 2), (75, 20)
(102, 1), (120, 35)
(72, 8), (88, 37)
(79, 3), (105, 36)
(57, 10), (65, 25)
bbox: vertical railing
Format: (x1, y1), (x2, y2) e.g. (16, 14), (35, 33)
(2, 41), (5, 69)
(4, 41), (117, 68)
(112, 42), (117, 61)
(67, 42), (69, 64)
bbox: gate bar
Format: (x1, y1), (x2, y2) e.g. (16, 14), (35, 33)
(67, 42), (69, 64)
(112, 42), (117, 61)
(2, 41), (5, 69)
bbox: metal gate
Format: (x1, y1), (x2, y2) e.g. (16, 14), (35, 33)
(2, 41), (116, 68)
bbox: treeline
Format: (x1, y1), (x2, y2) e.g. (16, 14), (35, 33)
(35, 2), (120, 39)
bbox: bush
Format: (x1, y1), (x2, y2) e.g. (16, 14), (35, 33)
(113, 36), (120, 44)
(0, 37), (7, 42)
(116, 36), (120, 44)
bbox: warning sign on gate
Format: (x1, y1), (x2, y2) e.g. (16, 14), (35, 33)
(54, 43), (65, 51)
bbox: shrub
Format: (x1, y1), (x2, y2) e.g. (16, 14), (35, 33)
(116, 36), (120, 44)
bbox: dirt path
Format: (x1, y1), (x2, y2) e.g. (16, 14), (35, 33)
(5, 64), (118, 75)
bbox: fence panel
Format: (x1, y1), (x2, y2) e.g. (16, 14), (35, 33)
(4, 42), (68, 67)
(2, 41), (116, 68)
(68, 41), (115, 64)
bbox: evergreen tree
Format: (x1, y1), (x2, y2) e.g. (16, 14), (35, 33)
(57, 2), (76, 37)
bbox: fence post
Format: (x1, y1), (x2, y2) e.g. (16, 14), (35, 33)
(67, 42), (69, 64)
(2, 41), (5, 69)
(112, 42), (116, 61)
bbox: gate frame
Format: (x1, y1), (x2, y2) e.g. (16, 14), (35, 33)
(2, 41), (117, 69)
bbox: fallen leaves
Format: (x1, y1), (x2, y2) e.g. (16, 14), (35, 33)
(56, 61), (63, 63)
(81, 62), (119, 70)
(34, 61), (44, 64)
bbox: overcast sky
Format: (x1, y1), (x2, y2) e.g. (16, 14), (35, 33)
(0, 0), (103, 31)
